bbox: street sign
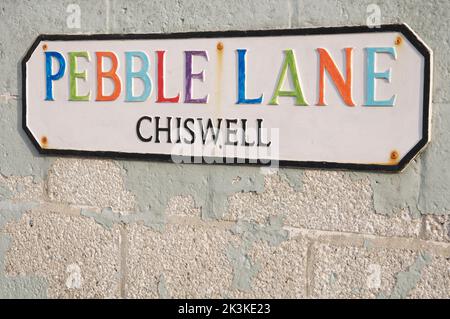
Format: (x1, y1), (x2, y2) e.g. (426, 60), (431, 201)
(22, 24), (432, 171)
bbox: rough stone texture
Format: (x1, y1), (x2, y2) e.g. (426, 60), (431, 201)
(409, 254), (450, 298)
(422, 214), (450, 243)
(48, 159), (136, 212)
(419, 104), (450, 214)
(230, 236), (308, 298)
(312, 243), (449, 298)
(227, 172), (422, 238)
(110, 0), (291, 33)
(0, 174), (43, 202)
(121, 161), (264, 220)
(0, 235), (47, 298)
(3, 207), (121, 298)
(368, 160), (422, 218)
(126, 222), (238, 298)
(165, 195), (201, 217)
(0, 100), (52, 179)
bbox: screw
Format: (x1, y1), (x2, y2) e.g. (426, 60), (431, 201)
(41, 136), (48, 146)
(217, 42), (224, 51)
(42, 44), (48, 51)
(395, 36), (402, 45)
(390, 150), (399, 160)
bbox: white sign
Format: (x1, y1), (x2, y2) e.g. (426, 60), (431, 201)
(22, 24), (432, 171)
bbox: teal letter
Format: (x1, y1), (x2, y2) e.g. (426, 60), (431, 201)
(365, 47), (397, 106)
(125, 51), (151, 102)
(45, 51), (66, 101)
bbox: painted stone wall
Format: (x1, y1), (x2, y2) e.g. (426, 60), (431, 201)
(0, 0), (449, 298)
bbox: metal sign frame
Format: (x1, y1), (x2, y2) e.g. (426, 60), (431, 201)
(21, 24), (432, 172)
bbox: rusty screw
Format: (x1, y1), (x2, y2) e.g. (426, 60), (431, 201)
(216, 42), (224, 51)
(42, 44), (48, 51)
(40, 136), (48, 146)
(395, 36), (402, 46)
(390, 150), (399, 160)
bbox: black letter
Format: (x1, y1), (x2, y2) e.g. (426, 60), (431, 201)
(155, 116), (172, 143)
(183, 118), (195, 144)
(225, 119), (238, 146)
(257, 119), (271, 147)
(136, 116), (152, 142)
(198, 118), (222, 144)
(241, 119), (255, 146)
(175, 117), (182, 143)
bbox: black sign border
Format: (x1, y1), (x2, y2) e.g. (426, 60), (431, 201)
(22, 24), (432, 172)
